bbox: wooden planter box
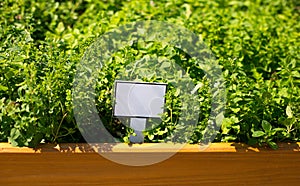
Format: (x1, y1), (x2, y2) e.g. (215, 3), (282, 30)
(1, 142), (299, 185)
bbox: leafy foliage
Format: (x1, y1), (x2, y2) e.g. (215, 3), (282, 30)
(0, 0), (299, 148)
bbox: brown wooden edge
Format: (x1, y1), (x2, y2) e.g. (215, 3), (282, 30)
(1, 142), (299, 153)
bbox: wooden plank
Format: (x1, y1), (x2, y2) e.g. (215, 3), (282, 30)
(1, 142), (300, 153)
(0, 143), (299, 185)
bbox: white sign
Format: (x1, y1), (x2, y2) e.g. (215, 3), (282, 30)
(114, 80), (167, 118)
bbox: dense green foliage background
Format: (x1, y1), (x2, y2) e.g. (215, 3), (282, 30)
(0, 0), (299, 148)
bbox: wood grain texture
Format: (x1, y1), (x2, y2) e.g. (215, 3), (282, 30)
(1, 142), (300, 153)
(0, 143), (299, 186)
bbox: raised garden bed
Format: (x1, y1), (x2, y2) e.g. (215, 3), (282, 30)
(1, 1), (299, 185)
(1, 142), (300, 185)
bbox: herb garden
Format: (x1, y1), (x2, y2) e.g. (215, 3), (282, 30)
(0, 0), (299, 149)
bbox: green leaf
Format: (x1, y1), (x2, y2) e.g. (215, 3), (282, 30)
(267, 141), (278, 150)
(252, 131), (265, 138)
(10, 128), (21, 140)
(216, 112), (224, 126)
(8, 138), (18, 147)
(286, 106), (293, 118)
(262, 120), (272, 132)
(222, 135), (237, 142)
(174, 88), (180, 96)
(273, 128), (285, 132)
(56, 22), (65, 34)
(0, 84), (8, 91)
(221, 118), (231, 134)
(148, 134), (154, 140)
(160, 62), (171, 69)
